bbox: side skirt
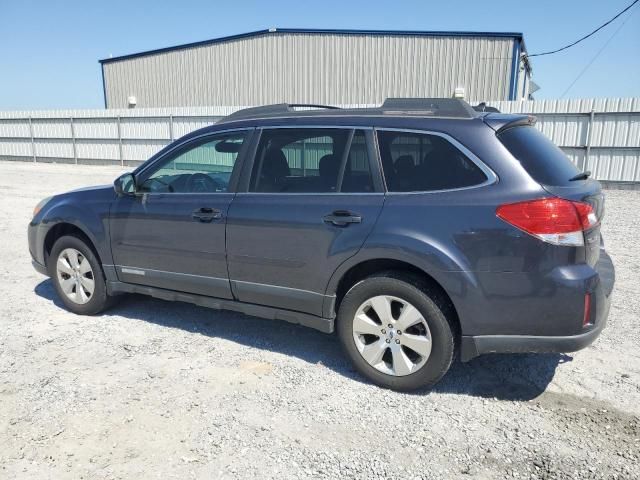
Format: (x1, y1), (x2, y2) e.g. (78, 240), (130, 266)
(107, 281), (335, 334)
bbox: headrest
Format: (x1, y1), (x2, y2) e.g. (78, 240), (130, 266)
(262, 148), (290, 178)
(319, 154), (341, 179)
(394, 155), (415, 171)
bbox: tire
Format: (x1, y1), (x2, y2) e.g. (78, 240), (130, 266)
(48, 235), (113, 315)
(337, 271), (455, 391)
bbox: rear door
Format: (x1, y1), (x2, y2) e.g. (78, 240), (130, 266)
(110, 129), (251, 298)
(226, 127), (384, 317)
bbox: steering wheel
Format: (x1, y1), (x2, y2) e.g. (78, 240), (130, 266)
(186, 173), (222, 193)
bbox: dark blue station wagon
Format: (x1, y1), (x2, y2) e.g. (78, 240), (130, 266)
(29, 99), (615, 390)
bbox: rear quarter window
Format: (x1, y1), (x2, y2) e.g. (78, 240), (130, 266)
(498, 126), (581, 186)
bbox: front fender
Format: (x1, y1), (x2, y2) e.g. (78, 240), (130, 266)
(30, 189), (114, 267)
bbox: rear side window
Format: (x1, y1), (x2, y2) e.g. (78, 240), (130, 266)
(342, 131), (375, 193)
(498, 126), (581, 186)
(249, 128), (374, 193)
(377, 131), (487, 192)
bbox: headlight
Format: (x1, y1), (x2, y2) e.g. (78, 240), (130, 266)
(33, 196), (52, 218)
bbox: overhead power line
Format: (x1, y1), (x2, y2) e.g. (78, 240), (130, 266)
(527, 0), (639, 58)
(560, 7), (637, 98)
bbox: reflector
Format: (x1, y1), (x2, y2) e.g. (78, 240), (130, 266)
(583, 293), (593, 327)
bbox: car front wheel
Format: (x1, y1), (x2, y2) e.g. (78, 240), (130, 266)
(48, 235), (113, 315)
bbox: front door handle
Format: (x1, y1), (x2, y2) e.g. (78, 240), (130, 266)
(323, 210), (362, 227)
(192, 207), (223, 222)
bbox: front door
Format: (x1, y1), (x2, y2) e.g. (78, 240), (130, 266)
(226, 127), (385, 317)
(110, 130), (251, 298)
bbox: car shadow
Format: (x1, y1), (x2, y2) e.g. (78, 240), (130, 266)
(35, 279), (568, 401)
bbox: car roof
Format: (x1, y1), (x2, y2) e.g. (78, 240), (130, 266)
(171, 99), (537, 147)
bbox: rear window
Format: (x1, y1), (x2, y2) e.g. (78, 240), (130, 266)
(498, 126), (581, 186)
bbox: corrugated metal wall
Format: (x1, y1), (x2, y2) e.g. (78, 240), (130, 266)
(102, 32), (516, 107)
(1, 98), (638, 182)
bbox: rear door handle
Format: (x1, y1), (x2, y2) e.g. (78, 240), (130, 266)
(323, 210), (362, 227)
(192, 207), (223, 222)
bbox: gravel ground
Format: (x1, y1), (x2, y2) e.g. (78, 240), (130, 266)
(0, 160), (638, 480)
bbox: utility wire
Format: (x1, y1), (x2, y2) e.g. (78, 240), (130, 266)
(560, 7), (636, 98)
(527, 0), (639, 57)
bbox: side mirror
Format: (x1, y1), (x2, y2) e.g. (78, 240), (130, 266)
(114, 173), (136, 196)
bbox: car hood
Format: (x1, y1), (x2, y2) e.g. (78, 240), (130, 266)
(68, 184), (112, 194)
(50, 184), (116, 205)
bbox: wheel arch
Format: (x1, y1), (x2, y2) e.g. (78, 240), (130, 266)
(43, 221), (104, 268)
(37, 196), (113, 268)
(325, 253), (476, 337)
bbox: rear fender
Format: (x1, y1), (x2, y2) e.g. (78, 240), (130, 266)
(324, 241), (479, 327)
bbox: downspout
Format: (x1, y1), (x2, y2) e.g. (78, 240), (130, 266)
(508, 38), (521, 101)
(101, 63), (108, 109)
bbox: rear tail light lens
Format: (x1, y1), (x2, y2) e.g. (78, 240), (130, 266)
(496, 198), (599, 246)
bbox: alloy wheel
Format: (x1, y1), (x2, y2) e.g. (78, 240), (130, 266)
(352, 295), (432, 376)
(55, 248), (95, 305)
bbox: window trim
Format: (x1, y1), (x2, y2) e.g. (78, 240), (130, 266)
(134, 127), (255, 195)
(373, 127), (498, 194)
(236, 125), (384, 195)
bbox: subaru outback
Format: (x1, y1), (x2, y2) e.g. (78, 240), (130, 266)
(28, 99), (615, 391)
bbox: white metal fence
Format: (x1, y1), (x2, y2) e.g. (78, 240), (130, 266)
(490, 98), (640, 183)
(0, 106), (235, 168)
(1, 98), (639, 182)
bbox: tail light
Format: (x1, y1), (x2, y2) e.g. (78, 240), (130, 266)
(496, 198), (599, 247)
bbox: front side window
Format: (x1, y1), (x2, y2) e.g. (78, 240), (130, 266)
(377, 131), (487, 192)
(139, 132), (247, 193)
(249, 129), (374, 193)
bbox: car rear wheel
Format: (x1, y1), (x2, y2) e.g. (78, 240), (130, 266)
(337, 272), (455, 391)
(48, 235), (113, 315)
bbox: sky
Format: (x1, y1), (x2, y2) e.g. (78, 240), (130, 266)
(0, 0), (638, 110)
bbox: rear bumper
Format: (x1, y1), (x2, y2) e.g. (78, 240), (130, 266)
(460, 310), (608, 361)
(461, 248), (615, 362)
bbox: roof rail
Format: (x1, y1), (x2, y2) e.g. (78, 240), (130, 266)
(218, 97), (479, 123)
(381, 98), (476, 118)
(221, 103), (340, 122)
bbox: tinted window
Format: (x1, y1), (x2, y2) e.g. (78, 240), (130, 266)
(140, 132), (246, 193)
(377, 131), (487, 192)
(499, 126), (581, 186)
(342, 131), (375, 193)
(250, 129), (373, 193)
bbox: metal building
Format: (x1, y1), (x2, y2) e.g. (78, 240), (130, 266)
(100, 28), (532, 108)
